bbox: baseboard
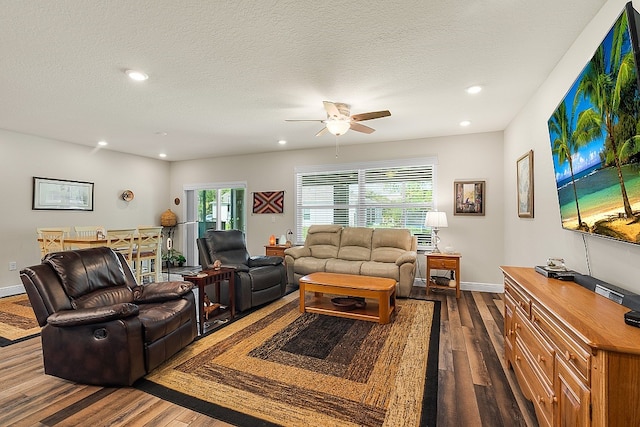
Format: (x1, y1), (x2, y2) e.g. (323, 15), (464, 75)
(461, 281), (504, 293)
(0, 284), (26, 298)
(413, 278), (503, 293)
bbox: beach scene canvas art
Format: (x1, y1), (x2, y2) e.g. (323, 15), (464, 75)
(547, 4), (640, 245)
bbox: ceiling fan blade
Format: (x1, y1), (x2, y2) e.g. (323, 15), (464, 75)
(350, 122), (375, 134)
(323, 101), (342, 119)
(351, 110), (391, 122)
(285, 119), (325, 122)
(315, 127), (329, 137)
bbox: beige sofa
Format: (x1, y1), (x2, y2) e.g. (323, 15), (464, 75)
(284, 225), (417, 297)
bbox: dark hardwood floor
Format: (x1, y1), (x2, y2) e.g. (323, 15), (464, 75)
(0, 288), (537, 426)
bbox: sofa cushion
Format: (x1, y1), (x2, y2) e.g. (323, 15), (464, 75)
(360, 261), (400, 281)
(306, 225), (342, 259)
(295, 257), (329, 275)
(371, 229), (413, 263)
(337, 227), (372, 261)
(205, 230), (250, 265)
(248, 266), (284, 292)
(325, 259), (364, 275)
(73, 285), (134, 309)
(137, 298), (193, 343)
(44, 247), (128, 300)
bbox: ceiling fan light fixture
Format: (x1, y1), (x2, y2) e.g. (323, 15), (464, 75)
(326, 120), (351, 136)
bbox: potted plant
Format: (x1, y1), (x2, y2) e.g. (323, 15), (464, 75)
(163, 249), (186, 267)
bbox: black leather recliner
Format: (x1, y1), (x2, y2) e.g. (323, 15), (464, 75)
(20, 247), (197, 386)
(196, 229), (286, 312)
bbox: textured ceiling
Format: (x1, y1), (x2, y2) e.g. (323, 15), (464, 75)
(0, 0), (607, 161)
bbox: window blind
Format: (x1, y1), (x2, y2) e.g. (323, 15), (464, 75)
(295, 158), (437, 248)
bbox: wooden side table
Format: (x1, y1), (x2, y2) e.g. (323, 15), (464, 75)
(183, 267), (235, 335)
(265, 245), (287, 257)
(426, 253), (461, 298)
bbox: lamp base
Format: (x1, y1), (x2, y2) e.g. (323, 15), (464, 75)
(432, 229), (442, 253)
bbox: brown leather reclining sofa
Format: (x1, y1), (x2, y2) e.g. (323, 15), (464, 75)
(20, 247), (197, 386)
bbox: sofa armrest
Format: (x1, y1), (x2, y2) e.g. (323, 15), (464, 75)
(133, 281), (194, 303)
(249, 256), (283, 267)
(395, 251), (417, 266)
(283, 246), (310, 259)
(47, 303), (139, 327)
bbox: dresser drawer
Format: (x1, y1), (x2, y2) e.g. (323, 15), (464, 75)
(513, 338), (554, 427)
(514, 309), (554, 385)
(531, 304), (591, 384)
(505, 277), (531, 317)
(427, 257), (457, 270)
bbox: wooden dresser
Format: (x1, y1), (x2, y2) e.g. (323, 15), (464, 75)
(501, 266), (640, 427)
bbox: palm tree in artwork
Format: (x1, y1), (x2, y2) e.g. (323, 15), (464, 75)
(549, 101), (601, 229)
(574, 12), (637, 218)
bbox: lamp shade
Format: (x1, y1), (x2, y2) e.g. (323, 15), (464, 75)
(326, 120), (351, 136)
(425, 211), (448, 228)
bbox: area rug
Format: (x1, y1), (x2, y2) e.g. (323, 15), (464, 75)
(137, 292), (440, 427)
(0, 294), (39, 347)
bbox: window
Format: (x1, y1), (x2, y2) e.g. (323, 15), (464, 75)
(295, 158), (437, 249)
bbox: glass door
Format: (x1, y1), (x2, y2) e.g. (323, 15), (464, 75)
(183, 182), (246, 266)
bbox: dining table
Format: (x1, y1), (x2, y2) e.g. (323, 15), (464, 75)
(36, 235), (162, 279)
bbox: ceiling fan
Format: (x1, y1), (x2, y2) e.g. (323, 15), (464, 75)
(286, 101), (391, 136)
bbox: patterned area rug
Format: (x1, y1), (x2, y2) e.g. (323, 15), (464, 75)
(137, 292), (440, 427)
(0, 294), (39, 346)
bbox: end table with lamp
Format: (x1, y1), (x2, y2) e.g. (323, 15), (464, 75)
(426, 252), (461, 298)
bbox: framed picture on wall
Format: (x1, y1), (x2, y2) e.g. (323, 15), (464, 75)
(32, 177), (94, 211)
(516, 150), (534, 218)
(454, 180), (485, 216)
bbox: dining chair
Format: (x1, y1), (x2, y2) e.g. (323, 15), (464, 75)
(36, 227), (71, 237)
(37, 229), (66, 258)
(106, 228), (136, 270)
(135, 226), (163, 283)
(74, 225), (104, 237)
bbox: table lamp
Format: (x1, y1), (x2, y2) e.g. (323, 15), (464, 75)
(425, 211), (448, 253)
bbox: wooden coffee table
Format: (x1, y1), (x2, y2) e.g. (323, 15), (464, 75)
(299, 272), (397, 324)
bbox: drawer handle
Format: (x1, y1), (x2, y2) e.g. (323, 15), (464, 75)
(532, 315), (538, 323)
(507, 329), (513, 337)
(537, 354), (546, 364)
(564, 351), (575, 362)
(515, 355), (521, 363)
(514, 322), (520, 330)
(537, 395), (545, 404)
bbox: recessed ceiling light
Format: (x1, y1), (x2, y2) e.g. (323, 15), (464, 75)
(97, 140), (108, 146)
(159, 153), (167, 158)
(125, 69), (149, 81)
(278, 140), (287, 145)
(466, 85), (482, 94)
(155, 131), (168, 136)
(460, 120), (471, 127)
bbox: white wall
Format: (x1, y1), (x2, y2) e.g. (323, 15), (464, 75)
(0, 129), (170, 295)
(504, 0), (640, 293)
(170, 131), (505, 287)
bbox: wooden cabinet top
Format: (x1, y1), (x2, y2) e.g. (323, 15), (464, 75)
(501, 266), (640, 355)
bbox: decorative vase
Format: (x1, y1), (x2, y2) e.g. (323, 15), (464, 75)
(279, 234), (287, 245)
(160, 209), (177, 227)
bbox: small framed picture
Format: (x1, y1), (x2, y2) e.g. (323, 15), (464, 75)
(454, 180), (485, 216)
(516, 150), (534, 218)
